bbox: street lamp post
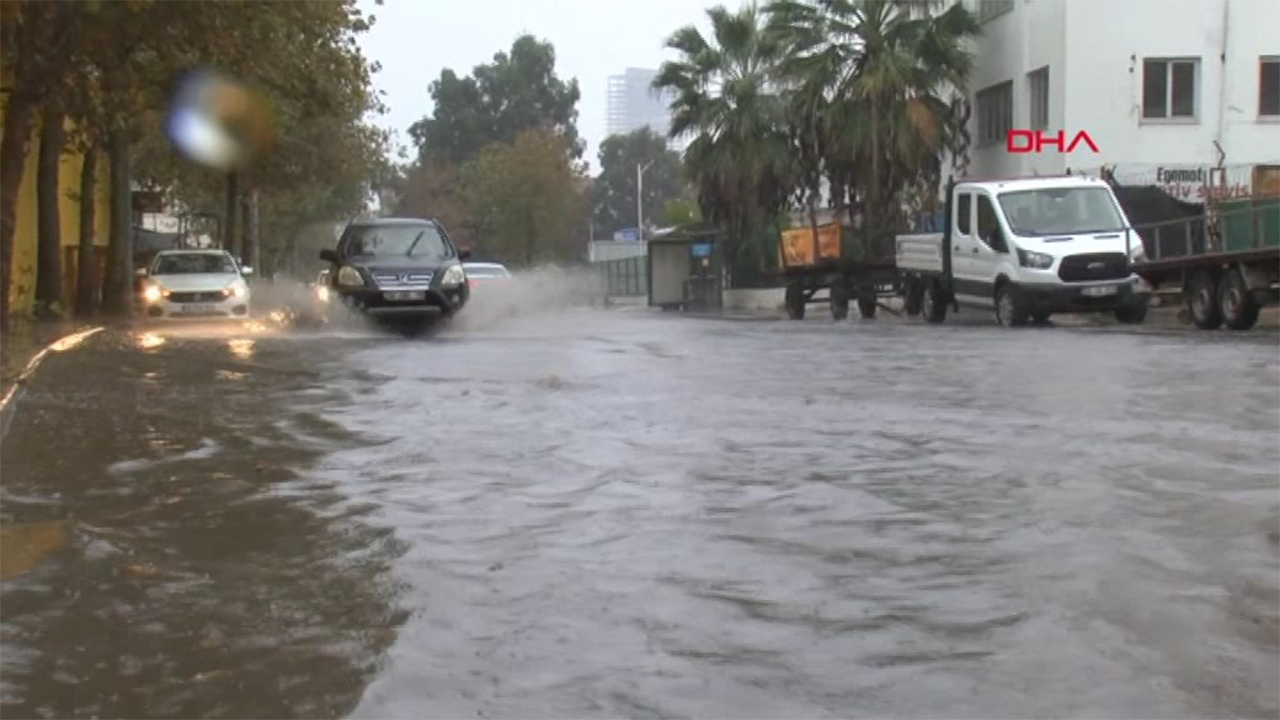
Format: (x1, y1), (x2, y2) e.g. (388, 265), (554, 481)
(637, 160), (655, 242)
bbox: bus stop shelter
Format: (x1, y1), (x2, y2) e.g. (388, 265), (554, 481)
(646, 227), (722, 312)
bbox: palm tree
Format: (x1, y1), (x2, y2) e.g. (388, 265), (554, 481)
(654, 4), (793, 279)
(767, 0), (979, 245)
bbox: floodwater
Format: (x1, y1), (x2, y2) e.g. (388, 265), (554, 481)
(2, 301), (1278, 719)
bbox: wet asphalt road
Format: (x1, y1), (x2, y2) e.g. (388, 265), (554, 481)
(1, 308), (1278, 719)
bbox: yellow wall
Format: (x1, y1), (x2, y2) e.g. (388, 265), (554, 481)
(2, 104), (112, 316)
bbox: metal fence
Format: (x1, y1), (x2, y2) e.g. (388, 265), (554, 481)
(593, 255), (647, 298)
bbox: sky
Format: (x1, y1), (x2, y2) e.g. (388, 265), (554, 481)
(355, 0), (715, 174)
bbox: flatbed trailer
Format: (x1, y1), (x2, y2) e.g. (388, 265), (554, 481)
(1130, 198), (1279, 330)
(778, 223), (901, 320)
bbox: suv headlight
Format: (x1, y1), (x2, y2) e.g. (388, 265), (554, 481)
(440, 264), (466, 288)
(337, 266), (365, 287)
(1017, 248), (1054, 269)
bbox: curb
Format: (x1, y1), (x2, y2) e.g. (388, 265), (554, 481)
(0, 326), (104, 442)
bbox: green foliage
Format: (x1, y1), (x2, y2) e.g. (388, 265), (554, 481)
(657, 197), (702, 228)
(653, 0), (979, 285)
(592, 128), (685, 236)
(410, 35), (582, 166)
(459, 130), (586, 266)
(654, 4), (794, 275)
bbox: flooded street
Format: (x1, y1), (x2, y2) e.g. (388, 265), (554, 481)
(2, 310), (1278, 719)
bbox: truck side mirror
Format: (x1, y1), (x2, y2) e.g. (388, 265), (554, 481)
(319, 249), (339, 263)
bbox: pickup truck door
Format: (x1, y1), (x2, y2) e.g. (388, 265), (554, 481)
(950, 191), (987, 305)
(968, 193), (1012, 306)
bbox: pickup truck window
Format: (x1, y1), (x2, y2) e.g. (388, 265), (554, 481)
(976, 195), (1008, 252)
(957, 194), (972, 234)
(998, 187), (1126, 236)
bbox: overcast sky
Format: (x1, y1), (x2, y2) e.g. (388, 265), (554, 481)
(355, 0), (717, 173)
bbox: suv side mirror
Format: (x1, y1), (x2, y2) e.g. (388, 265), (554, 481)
(319, 249), (339, 263)
(458, 245), (472, 261)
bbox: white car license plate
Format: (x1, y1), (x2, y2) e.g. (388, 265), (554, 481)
(184, 303), (217, 313)
(1082, 285), (1118, 297)
(384, 291), (425, 302)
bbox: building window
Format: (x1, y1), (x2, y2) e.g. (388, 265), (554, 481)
(976, 80), (1013, 146)
(1142, 58), (1199, 121)
(1028, 67), (1049, 130)
(1261, 56), (1280, 117)
(978, 0), (1014, 22)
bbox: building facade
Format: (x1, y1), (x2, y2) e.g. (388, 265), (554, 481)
(606, 67), (689, 149)
(961, 0), (1280, 197)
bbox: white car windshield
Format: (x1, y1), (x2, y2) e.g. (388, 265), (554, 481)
(153, 254), (238, 275)
(998, 187), (1126, 236)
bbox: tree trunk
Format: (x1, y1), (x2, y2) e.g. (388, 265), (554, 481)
(36, 104), (66, 318)
(76, 146), (98, 317)
(0, 96), (40, 330)
(242, 188), (259, 269)
(224, 172), (240, 256)
(101, 125), (134, 317)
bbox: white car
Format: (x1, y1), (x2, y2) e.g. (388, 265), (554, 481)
(138, 249), (253, 320)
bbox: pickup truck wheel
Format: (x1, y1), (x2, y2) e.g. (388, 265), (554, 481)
(1187, 270), (1223, 330)
(995, 284), (1029, 327)
(1114, 300), (1148, 324)
(785, 284), (806, 320)
(1219, 268), (1260, 331)
(921, 280), (948, 324)
(830, 282), (850, 320)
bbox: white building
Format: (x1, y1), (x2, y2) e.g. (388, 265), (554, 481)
(961, 0), (1280, 198)
(605, 67), (692, 151)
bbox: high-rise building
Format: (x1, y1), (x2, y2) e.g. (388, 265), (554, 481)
(606, 68), (675, 141)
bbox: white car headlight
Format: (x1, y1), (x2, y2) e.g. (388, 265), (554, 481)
(225, 283), (247, 299)
(337, 266), (365, 287)
(1017, 248), (1054, 270)
(441, 265), (466, 288)
(143, 285), (163, 303)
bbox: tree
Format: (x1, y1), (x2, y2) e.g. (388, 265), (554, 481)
(654, 4), (793, 280)
(396, 160), (473, 248)
(592, 127), (685, 237)
(460, 129), (585, 266)
(0, 1), (83, 328)
(767, 0), (979, 243)
(410, 35), (582, 166)
(35, 104), (66, 317)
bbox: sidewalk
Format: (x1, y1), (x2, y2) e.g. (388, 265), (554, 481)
(1, 319), (95, 405)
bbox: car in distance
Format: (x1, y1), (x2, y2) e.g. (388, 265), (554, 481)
(136, 249), (252, 320)
(319, 217), (470, 324)
(462, 262), (518, 317)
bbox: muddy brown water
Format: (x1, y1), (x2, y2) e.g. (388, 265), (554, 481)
(1, 310), (1277, 719)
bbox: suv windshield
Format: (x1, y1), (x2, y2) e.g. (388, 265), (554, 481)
(152, 253), (237, 275)
(344, 224), (452, 260)
(998, 187), (1126, 236)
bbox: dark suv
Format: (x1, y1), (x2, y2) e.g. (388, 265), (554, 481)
(319, 217), (471, 321)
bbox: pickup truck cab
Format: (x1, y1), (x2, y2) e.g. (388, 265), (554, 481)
(897, 175), (1151, 326)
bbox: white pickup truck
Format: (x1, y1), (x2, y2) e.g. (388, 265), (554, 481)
(896, 175), (1151, 326)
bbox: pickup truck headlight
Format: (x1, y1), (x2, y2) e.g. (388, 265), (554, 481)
(337, 266), (365, 287)
(440, 264), (466, 288)
(1128, 243), (1147, 264)
(1017, 248), (1054, 269)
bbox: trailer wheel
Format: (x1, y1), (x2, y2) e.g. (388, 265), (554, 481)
(855, 285), (877, 319)
(1187, 270), (1223, 330)
(995, 283), (1029, 327)
(903, 278), (924, 316)
(921, 279), (948, 324)
(830, 281), (850, 320)
(785, 284), (806, 320)
(1219, 267), (1261, 331)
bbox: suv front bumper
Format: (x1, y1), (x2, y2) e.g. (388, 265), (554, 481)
(335, 285), (469, 317)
